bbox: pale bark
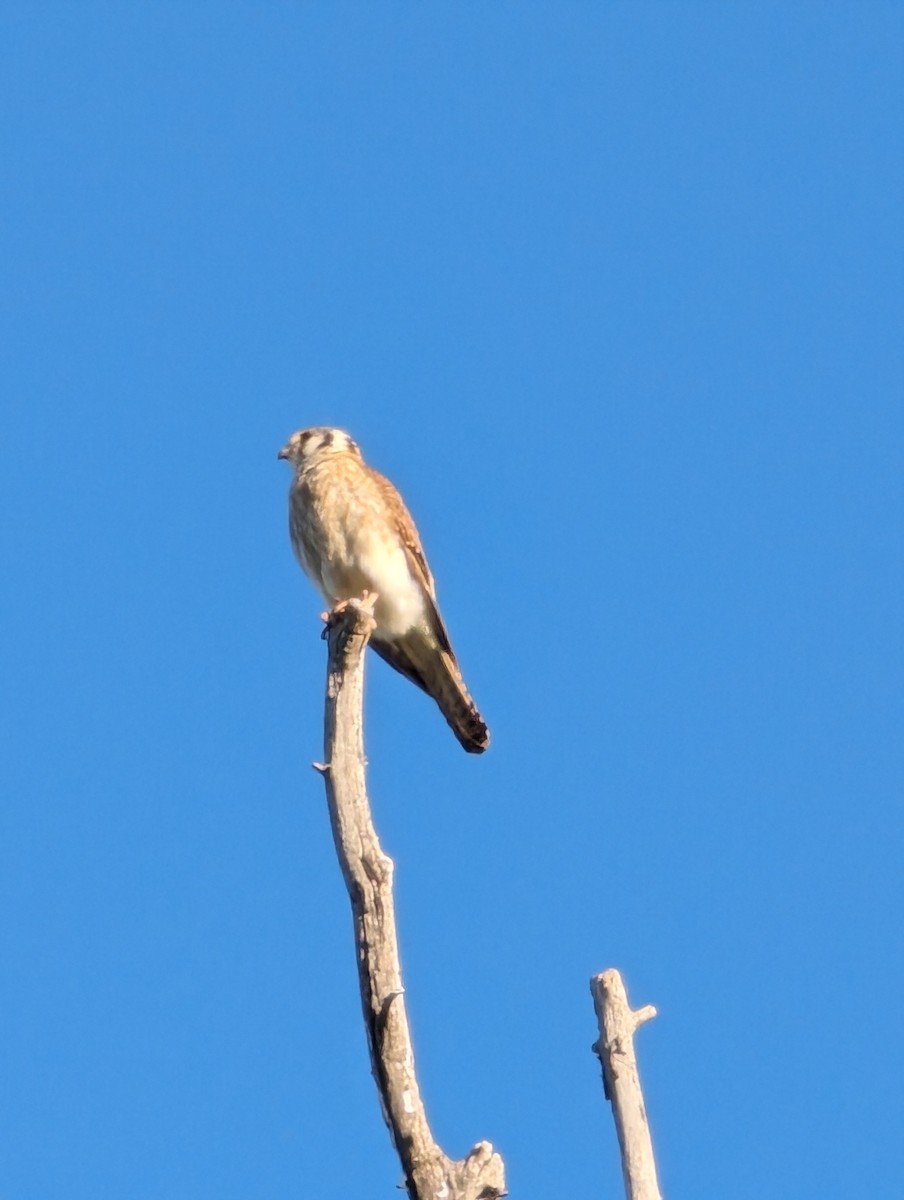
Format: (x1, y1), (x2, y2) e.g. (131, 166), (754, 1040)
(590, 970), (662, 1200)
(315, 599), (506, 1200)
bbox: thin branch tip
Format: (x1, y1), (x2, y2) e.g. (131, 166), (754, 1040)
(633, 1004), (658, 1029)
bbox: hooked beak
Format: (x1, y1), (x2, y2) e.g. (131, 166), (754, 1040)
(277, 444), (290, 462)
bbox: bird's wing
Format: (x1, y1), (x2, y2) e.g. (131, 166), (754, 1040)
(371, 469), (454, 656)
(367, 469), (489, 754)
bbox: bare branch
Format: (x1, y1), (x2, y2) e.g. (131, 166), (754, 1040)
(317, 599), (506, 1200)
(590, 970), (663, 1200)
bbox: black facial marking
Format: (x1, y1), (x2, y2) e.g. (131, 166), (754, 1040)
(322, 430), (334, 450)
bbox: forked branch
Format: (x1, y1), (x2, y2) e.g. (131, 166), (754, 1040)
(316, 599), (506, 1200)
(591, 969), (662, 1200)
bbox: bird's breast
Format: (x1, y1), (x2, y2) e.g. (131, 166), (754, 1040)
(293, 461), (427, 639)
(350, 529), (427, 639)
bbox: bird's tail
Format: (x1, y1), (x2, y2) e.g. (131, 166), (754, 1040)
(432, 649), (490, 753)
(370, 635), (490, 754)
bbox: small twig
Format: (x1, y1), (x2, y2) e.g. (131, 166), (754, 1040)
(590, 970), (663, 1200)
(317, 599), (506, 1200)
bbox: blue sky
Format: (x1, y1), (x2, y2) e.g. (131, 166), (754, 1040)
(1, 5), (901, 1197)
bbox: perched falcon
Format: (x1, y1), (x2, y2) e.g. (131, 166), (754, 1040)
(278, 427), (489, 754)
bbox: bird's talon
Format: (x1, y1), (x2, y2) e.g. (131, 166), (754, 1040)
(321, 593), (378, 637)
(320, 604), (345, 637)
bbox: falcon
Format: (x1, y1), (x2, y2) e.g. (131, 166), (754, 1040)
(278, 427), (489, 753)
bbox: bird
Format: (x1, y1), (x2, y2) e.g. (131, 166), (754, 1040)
(278, 427), (489, 753)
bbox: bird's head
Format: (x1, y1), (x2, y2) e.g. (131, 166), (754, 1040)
(277, 427), (360, 468)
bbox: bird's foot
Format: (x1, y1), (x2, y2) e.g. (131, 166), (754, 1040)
(320, 592), (380, 638)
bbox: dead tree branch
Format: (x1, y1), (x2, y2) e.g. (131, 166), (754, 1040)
(315, 599), (506, 1200)
(590, 969), (662, 1200)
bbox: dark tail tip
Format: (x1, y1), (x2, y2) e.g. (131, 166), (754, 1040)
(455, 713), (490, 754)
